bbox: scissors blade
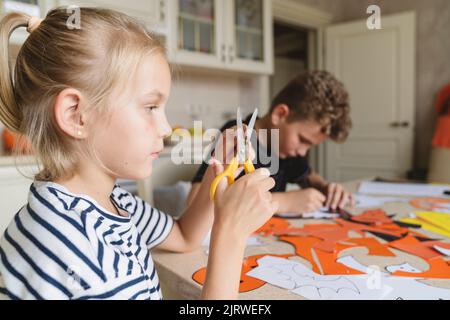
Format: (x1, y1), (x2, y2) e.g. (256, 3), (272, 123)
(246, 108), (258, 142)
(236, 107), (246, 162)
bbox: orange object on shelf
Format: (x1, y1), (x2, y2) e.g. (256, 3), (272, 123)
(2, 128), (32, 154)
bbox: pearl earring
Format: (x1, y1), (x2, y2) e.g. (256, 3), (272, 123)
(77, 130), (82, 136)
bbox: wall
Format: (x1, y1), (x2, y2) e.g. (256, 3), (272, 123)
(293, 0), (450, 170)
(167, 68), (262, 131)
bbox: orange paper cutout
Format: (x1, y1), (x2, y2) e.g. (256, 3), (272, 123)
(279, 235), (365, 275)
(192, 253), (293, 293)
(255, 217), (290, 236)
(345, 237), (395, 257)
(410, 197), (450, 212)
(391, 257), (450, 279)
(388, 235), (450, 260)
(351, 209), (393, 225)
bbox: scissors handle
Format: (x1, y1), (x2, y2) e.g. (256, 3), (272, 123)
(210, 157), (239, 200)
(243, 158), (255, 174)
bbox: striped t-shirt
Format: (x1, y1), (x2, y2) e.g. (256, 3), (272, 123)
(0, 181), (174, 300)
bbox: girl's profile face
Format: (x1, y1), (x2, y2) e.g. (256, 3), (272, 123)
(92, 53), (172, 180)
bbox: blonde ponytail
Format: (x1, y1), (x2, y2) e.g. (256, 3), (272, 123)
(0, 7), (166, 181)
(0, 12), (30, 133)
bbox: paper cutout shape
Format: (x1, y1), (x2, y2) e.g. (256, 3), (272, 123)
(255, 217), (290, 236)
(416, 212), (450, 233)
(391, 257), (450, 279)
(344, 237), (395, 256)
(410, 197), (450, 213)
(401, 212), (450, 238)
(192, 253), (293, 293)
(350, 209), (394, 225)
(247, 256), (450, 299)
(388, 235), (450, 260)
(385, 263), (421, 274)
(434, 245), (450, 256)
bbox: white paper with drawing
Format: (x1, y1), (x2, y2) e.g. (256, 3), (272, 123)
(246, 256), (450, 300)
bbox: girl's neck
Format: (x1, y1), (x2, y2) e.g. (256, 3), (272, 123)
(54, 165), (123, 216)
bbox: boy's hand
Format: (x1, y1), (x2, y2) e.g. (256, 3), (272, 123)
(324, 183), (355, 210)
(293, 188), (326, 213)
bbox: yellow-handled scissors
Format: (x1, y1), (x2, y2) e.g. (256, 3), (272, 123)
(210, 107), (258, 200)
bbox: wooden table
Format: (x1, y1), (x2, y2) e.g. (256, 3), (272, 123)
(152, 180), (450, 299)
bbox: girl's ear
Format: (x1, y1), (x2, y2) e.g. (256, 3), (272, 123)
(54, 88), (86, 139)
(270, 104), (290, 126)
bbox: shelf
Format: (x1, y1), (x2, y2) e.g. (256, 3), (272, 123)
(0, 154), (37, 167)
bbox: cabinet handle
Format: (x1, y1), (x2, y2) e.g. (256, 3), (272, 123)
(221, 44), (227, 62)
(390, 122), (400, 128)
(400, 121), (410, 128)
(390, 121), (410, 128)
(229, 45), (234, 63)
(159, 0), (165, 23)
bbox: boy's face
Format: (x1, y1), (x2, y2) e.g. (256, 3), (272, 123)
(93, 53), (172, 180)
(271, 104), (327, 159)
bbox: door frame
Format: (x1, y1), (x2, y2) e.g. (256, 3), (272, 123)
(269, 0), (332, 177)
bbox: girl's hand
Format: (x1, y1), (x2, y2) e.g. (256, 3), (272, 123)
(210, 166), (278, 240)
(211, 125), (255, 179)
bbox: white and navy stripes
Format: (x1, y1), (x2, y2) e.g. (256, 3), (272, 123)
(0, 181), (173, 300)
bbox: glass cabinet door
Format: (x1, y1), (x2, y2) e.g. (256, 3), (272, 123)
(233, 0), (264, 62)
(178, 0), (216, 54)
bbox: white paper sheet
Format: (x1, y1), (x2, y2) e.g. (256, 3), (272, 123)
(354, 194), (409, 208)
(277, 207), (339, 219)
(358, 181), (450, 197)
(247, 256), (450, 300)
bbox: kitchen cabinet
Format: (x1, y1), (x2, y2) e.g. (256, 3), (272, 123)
(55, 0), (167, 33)
(3, 0), (273, 74)
(166, 0), (273, 74)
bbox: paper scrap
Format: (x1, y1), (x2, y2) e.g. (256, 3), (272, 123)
(247, 256), (450, 300)
(434, 245), (450, 256)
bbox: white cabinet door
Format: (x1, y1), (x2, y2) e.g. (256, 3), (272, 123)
(56, 0), (164, 31)
(166, 0), (225, 69)
(167, 0), (273, 74)
(0, 165), (37, 233)
(324, 12), (416, 182)
(224, 0), (273, 74)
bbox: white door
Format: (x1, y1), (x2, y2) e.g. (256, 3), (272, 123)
(324, 12), (416, 182)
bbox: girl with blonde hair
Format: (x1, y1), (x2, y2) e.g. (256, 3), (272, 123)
(0, 7), (277, 300)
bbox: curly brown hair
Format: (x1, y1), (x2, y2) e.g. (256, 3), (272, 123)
(270, 71), (352, 142)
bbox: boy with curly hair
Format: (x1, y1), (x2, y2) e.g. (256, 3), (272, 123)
(190, 71), (354, 215)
